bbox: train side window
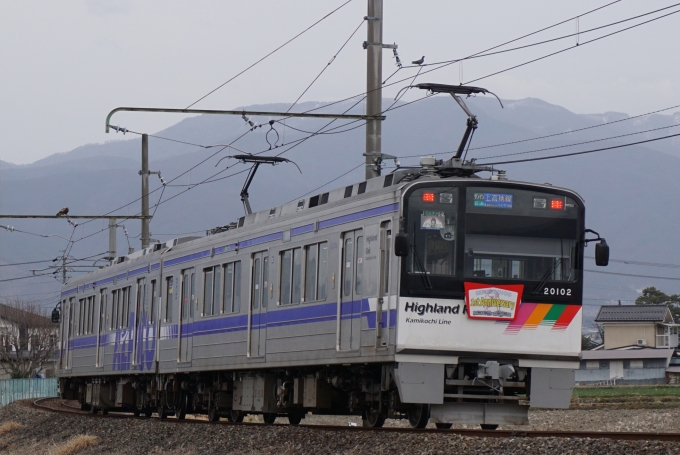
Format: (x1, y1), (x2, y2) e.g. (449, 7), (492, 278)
(252, 257), (261, 310)
(233, 262), (241, 313)
(221, 261), (241, 313)
(304, 242), (328, 302)
(343, 238), (354, 297)
(150, 280), (157, 320)
(203, 267), (214, 316)
(212, 265), (221, 315)
(280, 248), (302, 305)
(165, 276), (174, 322)
(78, 299), (84, 335)
(190, 272), (195, 318)
(262, 256), (269, 308)
(355, 236), (364, 295)
(122, 286), (131, 328)
(304, 245), (318, 302)
(110, 290), (116, 330)
(89, 296), (95, 334)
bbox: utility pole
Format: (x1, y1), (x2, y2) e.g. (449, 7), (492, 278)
(62, 253), (67, 284)
(141, 134), (150, 249)
(108, 218), (117, 259)
(365, 0), (383, 180)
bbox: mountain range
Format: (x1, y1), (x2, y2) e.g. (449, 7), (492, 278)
(2, 95), (680, 330)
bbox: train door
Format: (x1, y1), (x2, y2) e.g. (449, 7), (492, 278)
(66, 297), (75, 369)
(338, 229), (363, 351)
(133, 278), (146, 365)
(178, 268), (195, 363)
(248, 251), (268, 358)
(377, 221), (392, 347)
(61, 298), (70, 370)
(96, 289), (107, 367)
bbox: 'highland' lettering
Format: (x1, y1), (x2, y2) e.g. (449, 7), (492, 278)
(404, 301), (460, 316)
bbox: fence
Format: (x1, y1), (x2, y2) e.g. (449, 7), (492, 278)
(0, 378), (58, 407)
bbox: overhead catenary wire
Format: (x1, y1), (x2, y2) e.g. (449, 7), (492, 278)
(480, 131), (680, 165)
(464, 7), (680, 85)
(49, 2), (675, 251)
(185, 0), (354, 109)
(478, 122), (680, 161)
(287, 19), (365, 113)
(468, 103), (680, 152)
(584, 257), (680, 269)
(585, 269), (680, 281)
(402, 2), (679, 70)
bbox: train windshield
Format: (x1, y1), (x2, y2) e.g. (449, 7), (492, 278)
(406, 187), (459, 276)
(406, 185), (580, 282)
(463, 187), (579, 282)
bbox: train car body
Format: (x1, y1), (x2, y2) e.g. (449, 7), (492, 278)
(57, 167), (593, 428)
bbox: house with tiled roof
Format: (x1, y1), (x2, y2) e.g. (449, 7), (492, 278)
(595, 304), (677, 349)
(575, 304), (680, 385)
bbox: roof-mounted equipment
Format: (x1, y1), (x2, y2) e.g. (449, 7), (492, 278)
(415, 83), (503, 177)
(230, 154), (301, 215)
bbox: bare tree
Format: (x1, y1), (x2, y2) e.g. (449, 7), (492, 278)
(0, 299), (58, 379)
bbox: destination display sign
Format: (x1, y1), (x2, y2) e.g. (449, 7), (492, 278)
(473, 192), (513, 209)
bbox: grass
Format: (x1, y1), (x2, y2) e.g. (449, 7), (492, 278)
(573, 385), (680, 398)
(0, 421), (22, 436)
(49, 435), (99, 455)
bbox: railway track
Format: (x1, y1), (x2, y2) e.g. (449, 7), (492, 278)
(31, 397), (680, 442)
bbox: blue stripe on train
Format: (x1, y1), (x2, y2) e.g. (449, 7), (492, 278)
(68, 299), (397, 348)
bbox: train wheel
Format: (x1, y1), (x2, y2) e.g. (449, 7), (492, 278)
(157, 404), (167, 420)
(262, 413), (277, 424)
(208, 405), (220, 422)
(133, 408), (141, 417)
(144, 408), (153, 418)
(287, 412), (303, 426)
(90, 406), (98, 415)
(229, 410), (244, 423)
(407, 404), (430, 429)
(435, 423), (452, 430)
(481, 424), (498, 430)
(80, 402), (90, 411)
(362, 410), (386, 428)
(101, 408), (109, 415)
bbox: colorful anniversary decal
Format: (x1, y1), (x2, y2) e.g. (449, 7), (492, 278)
(502, 303), (580, 335)
(464, 282), (523, 321)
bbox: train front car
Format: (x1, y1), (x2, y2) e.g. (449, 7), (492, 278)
(393, 179), (586, 429)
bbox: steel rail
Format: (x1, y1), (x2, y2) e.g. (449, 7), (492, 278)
(31, 398), (680, 442)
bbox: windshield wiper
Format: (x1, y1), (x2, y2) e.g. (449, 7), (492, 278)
(411, 222), (432, 290)
(531, 258), (562, 295)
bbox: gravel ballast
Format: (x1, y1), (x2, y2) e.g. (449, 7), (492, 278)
(1, 400), (680, 454)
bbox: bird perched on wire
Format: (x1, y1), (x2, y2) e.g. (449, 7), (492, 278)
(412, 56), (425, 65)
(56, 207), (69, 217)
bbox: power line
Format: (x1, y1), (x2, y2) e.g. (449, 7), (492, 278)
(464, 7), (680, 85)
(585, 269), (680, 281)
(479, 123), (680, 161)
(0, 259), (54, 267)
(0, 273), (53, 283)
(287, 19), (364, 113)
(410, 2), (677, 69)
(585, 256), (680, 269)
(481, 131), (680, 165)
(185, 0), (354, 109)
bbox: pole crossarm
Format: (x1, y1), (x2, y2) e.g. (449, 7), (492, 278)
(0, 215), (150, 219)
(105, 107), (386, 133)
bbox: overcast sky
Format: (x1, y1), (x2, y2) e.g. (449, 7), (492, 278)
(1, 0), (679, 165)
